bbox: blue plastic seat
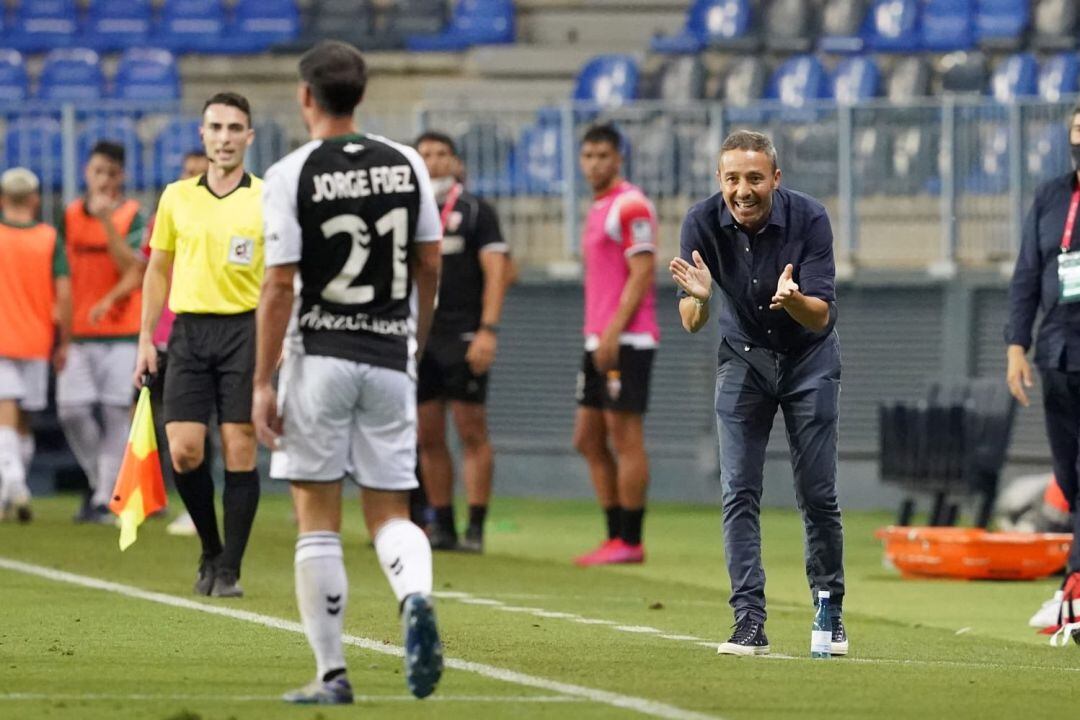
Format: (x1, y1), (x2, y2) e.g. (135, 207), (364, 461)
(1038, 53), (1080, 102)
(406, 0), (514, 51)
(79, 116), (144, 189)
(6, 118), (64, 189)
(990, 53), (1037, 103)
(38, 48), (105, 102)
(153, 118), (202, 187)
(964, 123), (1009, 194)
(83, 0), (152, 52)
(766, 55), (830, 119)
(156, 0), (226, 54)
(573, 55), (639, 108)
(1026, 121), (1069, 183)
(975, 0), (1028, 48)
(112, 48), (181, 102)
(651, 0), (753, 53)
(0, 51), (29, 104)
(922, 0), (974, 51)
(227, 0), (300, 53)
(833, 56), (880, 104)
(511, 123), (562, 195)
(8, 0), (79, 54)
(868, 0), (920, 51)
(819, 0), (871, 54)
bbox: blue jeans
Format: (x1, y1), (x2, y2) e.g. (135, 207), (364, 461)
(714, 333), (845, 623)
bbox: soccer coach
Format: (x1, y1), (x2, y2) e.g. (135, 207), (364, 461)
(669, 130), (846, 657)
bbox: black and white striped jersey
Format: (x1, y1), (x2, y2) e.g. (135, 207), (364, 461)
(263, 133), (441, 373)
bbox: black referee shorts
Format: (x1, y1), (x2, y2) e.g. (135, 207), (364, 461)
(164, 311), (255, 425)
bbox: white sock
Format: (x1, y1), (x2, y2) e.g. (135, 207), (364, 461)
(295, 532), (348, 681)
(93, 405), (131, 508)
(18, 432), (34, 470)
(373, 518), (433, 603)
(57, 404), (101, 491)
(0, 427), (28, 505)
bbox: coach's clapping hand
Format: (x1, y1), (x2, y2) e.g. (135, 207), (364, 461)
(133, 338), (157, 389)
(769, 264), (799, 310)
(253, 382), (283, 450)
(669, 251), (712, 301)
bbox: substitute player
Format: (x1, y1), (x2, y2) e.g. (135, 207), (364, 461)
(253, 40), (444, 704)
(415, 130), (510, 552)
(136, 93), (264, 598)
(0, 168), (71, 522)
(572, 123), (659, 567)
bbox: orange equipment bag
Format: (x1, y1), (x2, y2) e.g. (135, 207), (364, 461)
(875, 526), (1072, 580)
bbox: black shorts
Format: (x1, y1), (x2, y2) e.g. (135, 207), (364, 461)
(417, 334), (489, 405)
(164, 311), (255, 425)
(576, 346), (655, 414)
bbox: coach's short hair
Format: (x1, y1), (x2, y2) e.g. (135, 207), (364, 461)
(720, 130), (778, 170)
(202, 91), (252, 126)
(581, 123), (622, 151)
(299, 41), (368, 118)
(90, 140), (125, 167)
(415, 131), (457, 156)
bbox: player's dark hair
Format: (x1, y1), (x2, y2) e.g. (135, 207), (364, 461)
(720, 130), (778, 171)
(202, 91), (252, 125)
(582, 123), (622, 151)
(183, 149), (207, 162)
(299, 40), (368, 118)
(415, 131), (457, 156)
(89, 140), (125, 166)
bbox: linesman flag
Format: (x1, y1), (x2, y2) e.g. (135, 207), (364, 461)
(108, 386), (167, 550)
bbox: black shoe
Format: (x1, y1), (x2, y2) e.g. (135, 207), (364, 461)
(717, 616), (770, 656)
(210, 566), (244, 598)
(831, 614), (848, 656)
(458, 527), (483, 554)
(194, 555), (218, 596)
(427, 524), (458, 551)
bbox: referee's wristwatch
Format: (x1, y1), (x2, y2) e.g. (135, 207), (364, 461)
(478, 323), (499, 335)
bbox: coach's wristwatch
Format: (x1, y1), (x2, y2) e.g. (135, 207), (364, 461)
(479, 323), (499, 335)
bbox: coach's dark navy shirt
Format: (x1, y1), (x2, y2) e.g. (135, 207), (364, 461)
(679, 186), (837, 354)
(1006, 171), (1080, 371)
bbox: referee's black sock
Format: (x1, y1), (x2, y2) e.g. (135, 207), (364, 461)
(620, 508), (645, 547)
(221, 469), (261, 576)
(605, 505), (622, 541)
(467, 504), (487, 535)
(175, 462), (223, 559)
(433, 505), (456, 537)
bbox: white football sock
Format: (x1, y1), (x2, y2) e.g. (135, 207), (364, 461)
(373, 518), (433, 603)
(295, 532), (348, 681)
(0, 427), (28, 505)
(93, 404), (131, 508)
(57, 404), (101, 492)
(18, 432), (34, 470)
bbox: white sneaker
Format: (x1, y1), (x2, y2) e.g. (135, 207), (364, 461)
(166, 512), (197, 537)
(1029, 590), (1064, 629)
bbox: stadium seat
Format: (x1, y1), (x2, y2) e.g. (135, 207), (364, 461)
(454, 121), (515, 196)
(406, 0), (514, 51)
(868, 0), (920, 52)
(83, 0), (152, 52)
(5, 118), (64, 190)
(712, 57), (768, 122)
(112, 48), (181, 102)
(38, 48), (105, 102)
(227, 0), (300, 53)
(574, 55), (639, 108)
(1026, 121), (1069, 182)
(622, 118), (677, 197)
(511, 122), (562, 195)
(921, 0), (974, 51)
(1038, 53), (1080, 102)
(852, 125), (891, 195)
(778, 124), (838, 198)
(0, 50), (30, 103)
(392, 0), (448, 38)
(8, 0), (80, 54)
(246, 120), (289, 177)
(642, 55), (706, 102)
(766, 55), (830, 115)
(888, 125), (940, 194)
(287, 0), (381, 51)
(764, 0), (816, 53)
(78, 116), (143, 189)
(990, 53), (1037, 103)
(939, 51), (989, 94)
(819, 0), (870, 54)
(885, 56), (932, 102)
(974, 0), (1028, 51)
(1031, 0), (1077, 51)
(651, 0), (756, 54)
(152, 118), (202, 187)
(156, 0), (226, 54)
(964, 122), (1009, 194)
(833, 56), (880, 104)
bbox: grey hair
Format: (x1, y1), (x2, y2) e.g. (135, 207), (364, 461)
(720, 130), (778, 170)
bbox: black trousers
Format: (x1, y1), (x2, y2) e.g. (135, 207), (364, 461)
(1039, 368), (1080, 572)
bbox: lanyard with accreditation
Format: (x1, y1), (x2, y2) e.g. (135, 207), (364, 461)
(1060, 186), (1080, 304)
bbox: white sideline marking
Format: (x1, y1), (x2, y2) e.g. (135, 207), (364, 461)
(458, 598), (504, 606)
(573, 618), (616, 625)
(660, 635), (704, 642)
(532, 610), (581, 619)
(0, 557), (722, 720)
(0, 692), (585, 704)
(615, 626), (663, 634)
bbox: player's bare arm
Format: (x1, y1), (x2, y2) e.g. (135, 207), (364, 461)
(413, 242), (442, 359)
(671, 251), (711, 333)
(133, 248), (174, 385)
(90, 259), (145, 326)
(594, 251), (653, 373)
(466, 249), (509, 375)
(53, 276), (72, 372)
(252, 263), (296, 449)
(769, 263), (829, 332)
(87, 193), (142, 273)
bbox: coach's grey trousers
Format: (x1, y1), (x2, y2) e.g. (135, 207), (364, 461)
(714, 333), (845, 623)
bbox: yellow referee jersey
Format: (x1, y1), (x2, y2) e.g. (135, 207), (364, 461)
(150, 172), (264, 315)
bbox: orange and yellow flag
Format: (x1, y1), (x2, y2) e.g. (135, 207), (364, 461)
(108, 386), (167, 550)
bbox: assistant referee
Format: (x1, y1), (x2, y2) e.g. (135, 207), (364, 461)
(135, 92), (264, 599)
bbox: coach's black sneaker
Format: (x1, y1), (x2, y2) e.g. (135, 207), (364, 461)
(427, 524), (458, 552)
(831, 614), (848, 656)
(458, 526), (484, 554)
(210, 566), (244, 598)
(717, 617), (770, 656)
(194, 555), (218, 596)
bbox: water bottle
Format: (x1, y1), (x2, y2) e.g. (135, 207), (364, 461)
(811, 590), (832, 659)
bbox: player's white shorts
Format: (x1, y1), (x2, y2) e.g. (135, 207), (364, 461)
(270, 353), (418, 491)
(56, 341), (137, 407)
(0, 357), (49, 412)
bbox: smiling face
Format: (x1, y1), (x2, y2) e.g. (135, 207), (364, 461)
(717, 149), (781, 233)
(200, 103), (253, 174)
